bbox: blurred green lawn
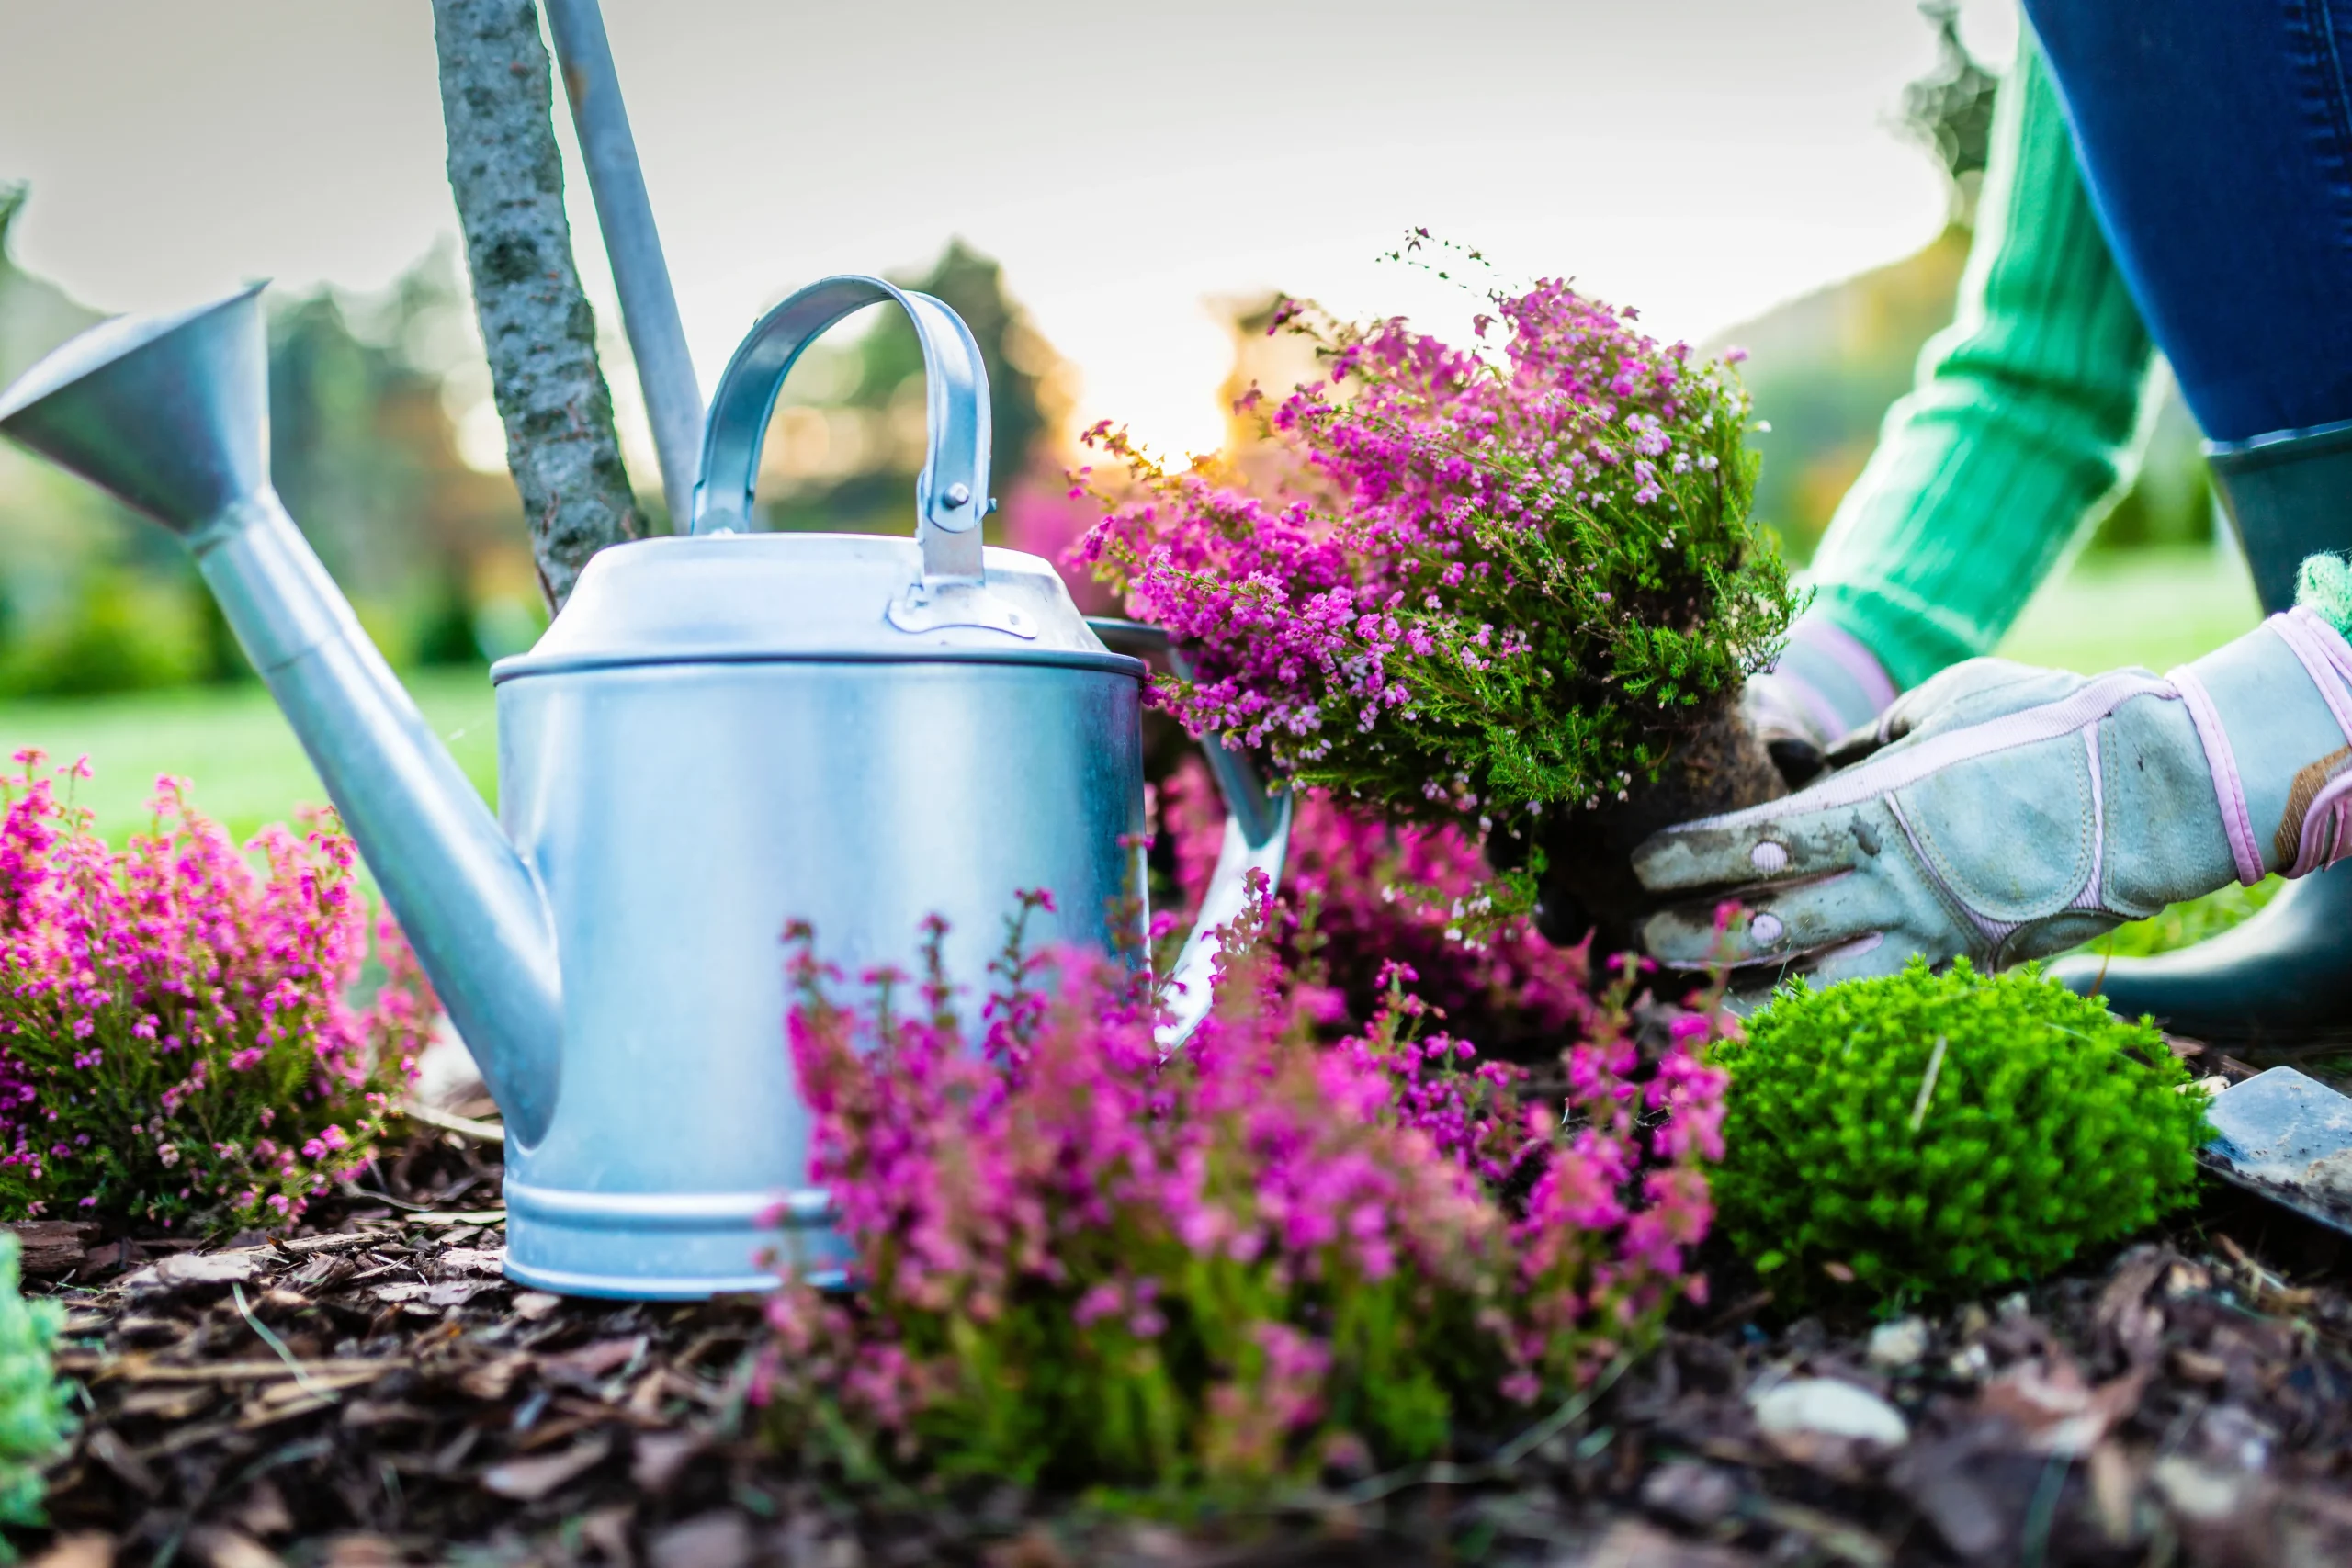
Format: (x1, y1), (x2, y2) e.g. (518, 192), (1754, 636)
(1991, 542), (2259, 674)
(0, 667), (498, 847)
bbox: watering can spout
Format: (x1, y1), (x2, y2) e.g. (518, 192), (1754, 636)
(0, 288), (564, 1146)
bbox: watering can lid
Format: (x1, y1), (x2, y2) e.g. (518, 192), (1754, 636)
(491, 532), (1141, 682)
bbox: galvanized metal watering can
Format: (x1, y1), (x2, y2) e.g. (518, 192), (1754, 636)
(0, 276), (1288, 1299)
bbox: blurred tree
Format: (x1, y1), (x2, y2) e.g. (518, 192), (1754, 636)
(0, 186), (200, 694)
(1897, 0), (2000, 227)
(1715, 229), (1973, 560)
(0, 184), (100, 385)
(2, 183), (537, 689)
(759, 240), (1077, 537)
(266, 246), (529, 655)
(1722, 3), (2210, 561)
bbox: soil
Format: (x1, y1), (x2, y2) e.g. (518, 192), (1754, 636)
(15, 1045), (2352, 1568)
(1532, 697), (1788, 953)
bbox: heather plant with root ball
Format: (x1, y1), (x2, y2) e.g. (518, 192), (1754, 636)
(1078, 257), (1799, 942)
(0, 752), (433, 1230)
(755, 886), (1727, 1501)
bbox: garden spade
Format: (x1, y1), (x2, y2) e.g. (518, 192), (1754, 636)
(2200, 1066), (2352, 1235)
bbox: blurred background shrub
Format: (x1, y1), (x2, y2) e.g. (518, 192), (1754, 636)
(1723, 2), (2215, 564)
(0, 186), (548, 697)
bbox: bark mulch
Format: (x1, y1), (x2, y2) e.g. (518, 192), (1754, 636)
(16, 1098), (2352, 1567)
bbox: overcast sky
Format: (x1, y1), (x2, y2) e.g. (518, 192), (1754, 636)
(0, 0), (2018, 467)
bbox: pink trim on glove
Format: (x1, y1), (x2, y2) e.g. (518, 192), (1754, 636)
(2290, 771), (2352, 876)
(2266, 608), (2352, 878)
(2274, 607), (2352, 736)
(2166, 660), (2266, 888)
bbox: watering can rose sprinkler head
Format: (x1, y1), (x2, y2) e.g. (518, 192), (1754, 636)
(0, 275), (1287, 1297)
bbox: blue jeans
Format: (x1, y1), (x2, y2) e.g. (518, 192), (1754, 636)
(2025, 1), (2352, 441)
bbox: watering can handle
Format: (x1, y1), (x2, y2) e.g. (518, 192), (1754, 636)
(690, 275), (990, 579)
(1088, 617), (1294, 1051)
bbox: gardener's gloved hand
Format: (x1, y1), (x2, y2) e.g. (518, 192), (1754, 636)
(1635, 607), (2352, 986)
(1740, 614), (1903, 786)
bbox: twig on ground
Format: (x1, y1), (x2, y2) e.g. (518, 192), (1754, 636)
(232, 1283), (334, 1401)
(401, 1100), (505, 1145)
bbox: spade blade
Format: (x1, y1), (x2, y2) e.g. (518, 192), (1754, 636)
(2201, 1066), (2352, 1235)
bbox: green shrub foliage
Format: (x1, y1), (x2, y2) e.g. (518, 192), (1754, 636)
(1712, 958), (2211, 1307)
(0, 1234), (71, 1547)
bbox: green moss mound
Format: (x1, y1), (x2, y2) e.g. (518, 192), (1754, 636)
(1713, 958), (2211, 1308)
(0, 1234), (71, 1550)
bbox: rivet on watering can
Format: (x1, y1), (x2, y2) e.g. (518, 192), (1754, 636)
(1750, 840), (1791, 874)
(944, 482), (972, 508)
(1749, 913), (1785, 946)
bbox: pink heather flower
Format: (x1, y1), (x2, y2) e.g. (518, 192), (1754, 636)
(1070, 274), (1780, 834)
(0, 753), (433, 1228)
(757, 884), (1729, 1492)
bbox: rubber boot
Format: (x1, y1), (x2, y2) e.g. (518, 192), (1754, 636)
(2050, 417), (2352, 1051)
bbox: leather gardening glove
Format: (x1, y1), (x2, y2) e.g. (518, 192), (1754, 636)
(1634, 606), (2352, 985)
(1742, 614), (1903, 786)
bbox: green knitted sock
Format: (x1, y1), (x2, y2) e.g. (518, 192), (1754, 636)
(2296, 553), (2352, 638)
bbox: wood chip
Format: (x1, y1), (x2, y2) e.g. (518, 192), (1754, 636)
(630, 1428), (705, 1494)
(186, 1527), (288, 1568)
(115, 1384), (219, 1420)
(3, 1220), (96, 1274)
(89, 1357), (400, 1386)
(436, 1247), (506, 1278)
(513, 1291), (562, 1320)
(479, 1432), (613, 1501)
(121, 1249), (273, 1290)
(648, 1511), (753, 1568)
(425, 1280), (492, 1309)
(26, 1535), (113, 1568)
(277, 1232), (386, 1258)
(340, 1399), (434, 1429)
(457, 1352), (532, 1402)
(543, 1336), (646, 1391)
(84, 1426), (159, 1495)
(225, 1475), (295, 1537)
(284, 1256), (353, 1292)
